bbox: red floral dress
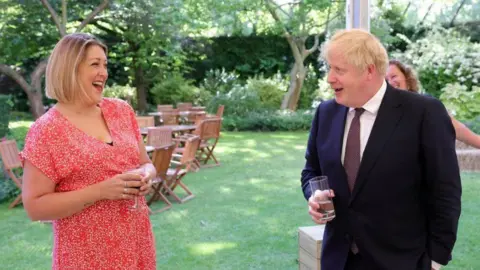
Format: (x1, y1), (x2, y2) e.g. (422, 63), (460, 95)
(20, 98), (156, 270)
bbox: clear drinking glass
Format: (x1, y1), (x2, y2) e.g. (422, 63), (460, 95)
(124, 167), (145, 211)
(309, 176), (335, 221)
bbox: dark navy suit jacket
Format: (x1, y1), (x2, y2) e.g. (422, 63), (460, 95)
(301, 84), (462, 270)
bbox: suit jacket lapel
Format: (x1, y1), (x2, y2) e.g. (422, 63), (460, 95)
(323, 104), (351, 199)
(328, 104), (348, 165)
(349, 86), (404, 204)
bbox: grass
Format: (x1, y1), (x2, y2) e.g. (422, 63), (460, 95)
(0, 121), (479, 269)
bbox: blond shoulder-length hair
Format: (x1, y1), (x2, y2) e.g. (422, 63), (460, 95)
(320, 29), (389, 77)
(45, 33), (107, 104)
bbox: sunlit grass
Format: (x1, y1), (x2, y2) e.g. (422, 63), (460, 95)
(0, 130), (478, 269)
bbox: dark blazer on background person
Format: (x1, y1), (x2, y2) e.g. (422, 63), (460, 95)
(301, 83), (462, 270)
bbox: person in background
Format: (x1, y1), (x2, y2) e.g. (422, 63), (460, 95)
(301, 29), (461, 270)
(387, 59), (480, 149)
(20, 33), (157, 270)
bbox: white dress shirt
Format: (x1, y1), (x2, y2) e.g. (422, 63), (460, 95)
(341, 80), (386, 164)
(339, 80), (442, 269)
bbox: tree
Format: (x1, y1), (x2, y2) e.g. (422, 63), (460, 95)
(88, 0), (193, 112)
(264, 0), (343, 110)
(0, 0), (108, 118)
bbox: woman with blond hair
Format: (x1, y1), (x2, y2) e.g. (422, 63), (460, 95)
(20, 33), (157, 269)
(387, 59), (480, 149)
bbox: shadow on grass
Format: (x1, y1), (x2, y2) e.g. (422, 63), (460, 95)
(2, 131), (478, 269)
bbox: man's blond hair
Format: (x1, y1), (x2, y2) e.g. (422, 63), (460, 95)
(45, 33), (107, 104)
(321, 29), (388, 76)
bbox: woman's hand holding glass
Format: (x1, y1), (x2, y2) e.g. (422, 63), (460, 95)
(93, 173), (143, 201)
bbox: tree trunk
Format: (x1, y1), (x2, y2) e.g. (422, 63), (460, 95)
(287, 65), (306, 110)
(0, 63), (46, 119)
(134, 64), (147, 112)
(25, 90), (46, 119)
(281, 62), (307, 111)
(0, 0), (109, 119)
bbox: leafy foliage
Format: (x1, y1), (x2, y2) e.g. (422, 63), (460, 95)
(297, 65), (320, 109)
(200, 68), (241, 95)
(222, 110), (314, 131)
(440, 84), (480, 121)
(150, 73), (211, 106)
(392, 27), (480, 97)
(103, 84), (137, 107)
(244, 73), (287, 110)
(0, 94), (13, 138)
(207, 85), (264, 117)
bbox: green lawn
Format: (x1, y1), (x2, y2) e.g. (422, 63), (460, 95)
(0, 128), (479, 269)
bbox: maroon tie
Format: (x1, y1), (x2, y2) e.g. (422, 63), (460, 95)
(344, 108), (365, 192)
(344, 108), (365, 254)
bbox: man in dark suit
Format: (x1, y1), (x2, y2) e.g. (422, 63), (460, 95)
(301, 29), (462, 270)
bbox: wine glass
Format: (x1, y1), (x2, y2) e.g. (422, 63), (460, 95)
(309, 176), (335, 221)
(124, 167), (145, 211)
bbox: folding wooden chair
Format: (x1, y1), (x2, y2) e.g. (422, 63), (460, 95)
(157, 104), (174, 112)
(215, 105), (224, 118)
(207, 104), (224, 119)
(147, 143), (176, 213)
(166, 135), (200, 203)
(195, 118), (222, 167)
(177, 102), (192, 112)
(160, 109), (179, 125)
(135, 116), (155, 128)
(186, 111), (206, 124)
(146, 127), (173, 148)
(0, 140), (23, 208)
(194, 113), (206, 126)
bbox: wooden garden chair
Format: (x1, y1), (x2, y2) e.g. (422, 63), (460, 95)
(186, 111), (206, 124)
(207, 105), (224, 119)
(173, 117), (222, 169)
(215, 105), (224, 118)
(194, 113), (207, 126)
(135, 116), (155, 128)
(160, 109), (180, 125)
(177, 102), (192, 112)
(146, 127), (173, 148)
(195, 117), (222, 167)
(157, 104), (174, 112)
(166, 135), (200, 203)
(148, 143), (176, 213)
(0, 140), (23, 208)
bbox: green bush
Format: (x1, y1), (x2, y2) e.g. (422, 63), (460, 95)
(0, 94), (13, 139)
(222, 110), (314, 131)
(103, 84), (137, 107)
(297, 65), (320, 110)
(150, 73), (212, 106)
(200, 68), (241, 95)
(440, 83), (480, 121)
(465, 116), (480, 134)
(207, 85), (264, 117)
(244, 73), (286, 110)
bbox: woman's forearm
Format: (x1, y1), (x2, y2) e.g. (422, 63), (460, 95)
(452, 117), (480, 149)
(24, 185), (101, 221)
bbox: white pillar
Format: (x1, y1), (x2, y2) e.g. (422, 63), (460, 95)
(346, 0), (370, 32)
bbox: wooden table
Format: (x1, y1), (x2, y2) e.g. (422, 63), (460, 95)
(140, 125), (197, 136)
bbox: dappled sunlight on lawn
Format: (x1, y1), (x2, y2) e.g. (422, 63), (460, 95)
(188, 242), (237, 256)
(218, 186), (232, 194)
(12, 239), (51, 255)
(231, 207), (259, 217)
(4, 131), (478, 269)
